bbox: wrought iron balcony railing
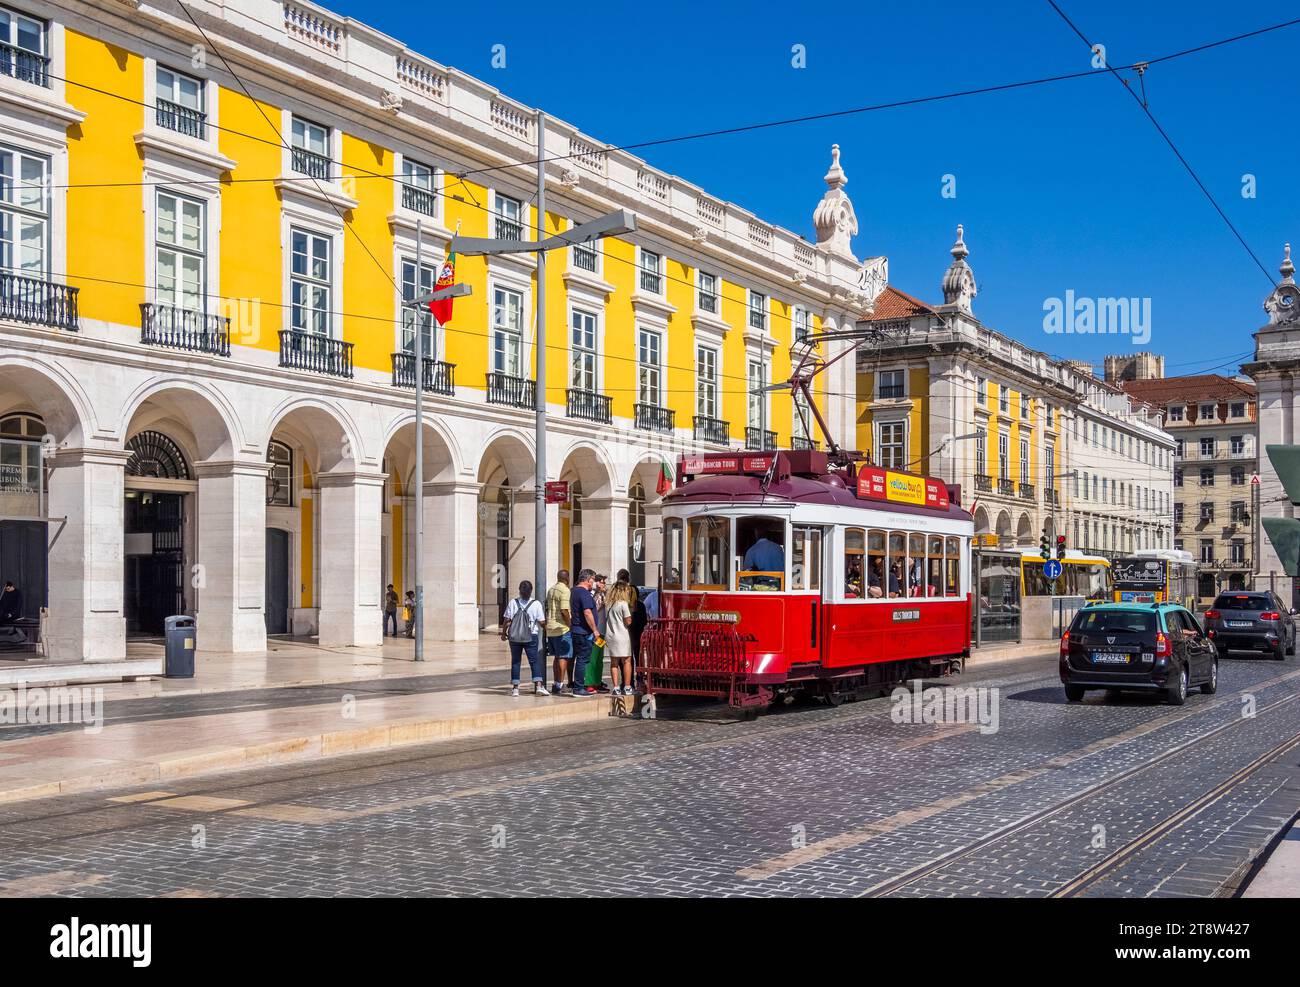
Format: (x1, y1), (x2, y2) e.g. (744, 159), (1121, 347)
(401, 183), (437, 217)
(0, 42), (49, 87)
(140, 304), (230, 356)
(975, 473), (993, 493)
(571, 244), (598, 273)
(790, 436), (821, 451)
(278, 330), (353, 378)
(494, 216), (523, 241)
(391, 352), (455, 396)
(486, 372), (535, 409)
(877, 383), (906, 399)
(745, 427), (777, 450)
(1045, 487), (1059, 506)
(155, 98), (206, 140)
(639, 269), (661, 293)
(291, 146), (332, 179)
(0, 273), (78, 330)
(697, 292), (718, 314)
(998, 477), (1015, 497)
(693, 415), (730, 445)
(1019, 482), (1036, 500)
(566, 388), (612, 425)
(635, 403), (675, 434)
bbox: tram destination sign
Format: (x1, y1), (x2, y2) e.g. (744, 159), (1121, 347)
(856, 466), (949, 510)
(680, 454), (775, 475)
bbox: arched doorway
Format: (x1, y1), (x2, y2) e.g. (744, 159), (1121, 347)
(475, 433), (533, 630)
(123, 429), (192, 637)
(0, 412), (48, 633)
(627, 481), (646, 585)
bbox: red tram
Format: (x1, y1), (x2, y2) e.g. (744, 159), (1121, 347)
(640, 450), (973, 709)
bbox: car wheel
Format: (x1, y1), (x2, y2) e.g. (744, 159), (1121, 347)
(1064, 684), (1086, 703)
(1274, 642), (1287, 661)
(1167, 664), (1188, 706)
(1201, 659), (1218, 695)
(1288, 630), (1296, 657)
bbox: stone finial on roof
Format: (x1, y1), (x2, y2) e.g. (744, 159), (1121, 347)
(813, 144), (858, 261)
(1282, 242), (1295, 284)
(1264, 242), (1300, 326)
(941, 224), (977, 314)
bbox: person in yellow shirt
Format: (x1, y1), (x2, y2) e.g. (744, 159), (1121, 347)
(543, 570), (572, 696)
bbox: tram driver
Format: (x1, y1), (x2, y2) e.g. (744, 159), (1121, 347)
(738, 519), (785, 591)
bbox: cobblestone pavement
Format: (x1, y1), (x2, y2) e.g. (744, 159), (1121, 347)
(0, 652), (1297, 897)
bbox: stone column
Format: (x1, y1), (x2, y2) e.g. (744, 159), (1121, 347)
(44, 447), (128, 661)
(580, 495), (631, 579)
(194, 460), (268, 653)
(508, 489), (536, 593)
(423, 479), (480, 641)
(317, 469), (384, 647)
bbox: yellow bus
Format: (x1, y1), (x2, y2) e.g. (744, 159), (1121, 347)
(1111, 549), (1197, 608)
(1019, 550), (1112, 600)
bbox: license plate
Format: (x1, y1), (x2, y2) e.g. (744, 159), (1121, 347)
(1227, 620), (1252, 628)
(1090, 652), (1131, 664)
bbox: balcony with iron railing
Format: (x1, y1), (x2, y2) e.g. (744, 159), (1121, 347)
(975, 473), (993, 493)
(693, 415), (730, 445)
(391, 352), (455, 396)
(998, 477), (1015, 497)
(486, 372), (535, 409)
(697, 291), (718, 314)
(877, 383), (906, 399)
(566, 388), (612, 425)
(571, 244), (598, 273)
(0, 42), (49, 88)
(745, 427), (777, 451)
(1045, 487), (1059, 506)
(748, 309), (767, 331)
(156, 99), (206, 140)
(291, 146), (332, 179)
(401, 183), (437, 217)
(635, 403), (675, 434)
(494, 216), (523, 241)
(791, 436), (820, 451)
(639, 269), (661, 293)
(1019, 481), (1036, 500)
(0, 273), (78, 330)
(278, 330), (353, 378)
(140, 304), (230, 356)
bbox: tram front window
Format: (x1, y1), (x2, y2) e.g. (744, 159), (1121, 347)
(926, 535), (943, 598)
(945, 536), (961, 596)
(687, 516), (730, 591)
(846, 527), (866, 598)
(737, 516), (785, 591)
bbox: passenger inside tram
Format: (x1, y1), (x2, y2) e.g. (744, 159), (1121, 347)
(737, 517), (785, 591)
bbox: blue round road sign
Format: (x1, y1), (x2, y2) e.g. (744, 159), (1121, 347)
(1043, 559), (1063, 580)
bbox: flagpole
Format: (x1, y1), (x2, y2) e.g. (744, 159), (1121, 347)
(414, 219), (425, 662)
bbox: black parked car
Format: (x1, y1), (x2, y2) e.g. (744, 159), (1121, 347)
(1059, 603), (1218, 706)
(1203, 591), (1296, 660)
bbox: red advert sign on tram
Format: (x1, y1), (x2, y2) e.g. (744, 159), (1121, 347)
(855, 465), (950, 511)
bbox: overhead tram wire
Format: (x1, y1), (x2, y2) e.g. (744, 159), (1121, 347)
(1045, 1), (1280, 289)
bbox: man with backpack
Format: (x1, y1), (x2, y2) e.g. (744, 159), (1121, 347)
(500, 580), (548, 697)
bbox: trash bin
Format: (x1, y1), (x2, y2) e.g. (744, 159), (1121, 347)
(164, 615), (196, 678)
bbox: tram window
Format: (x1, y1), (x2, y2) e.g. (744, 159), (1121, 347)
(888, 531), (907, 599)
(845, 527), (865, 598)
(863, 529), (888, 599)
(688, 516), (730, 591)
(736, 516), (785, 591)
(907, 533), (926, 598)
(663, 518), (682, 589)
(791, 527), (821, 591)
(945, 536), (961, 596)
(927, 535), (944, 598)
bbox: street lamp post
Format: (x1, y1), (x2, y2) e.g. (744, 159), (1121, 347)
(403, 231), (471, 663)
(449, 125), (636, 600)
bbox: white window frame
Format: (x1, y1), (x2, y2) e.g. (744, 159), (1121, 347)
(491, 282), (526, 378)
(877, 369), (906, 399)
(288, 225), (333, 337)
(696, 344), (718, 419)
(877, 420), (907, 470)
(696, 269), (719, 314)
(638, 327), (663, 407)
(638, 247), (662, 294)
(748, 289), (767, 331)
(0, 141), (49, 278)
(570, 307), (599, 393)
(154, 188), (207, 312)
(399, 255), (438, 359)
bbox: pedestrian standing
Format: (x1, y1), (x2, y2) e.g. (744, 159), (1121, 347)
(568, 569), (601, 696)
(500, 580), (548, 697)
(544, 569), (572, 695)
(0, 581), (22, 624)
(604, 580), (635, 695)
(402, 590), (416, 637)
(383, 584), (399, 637)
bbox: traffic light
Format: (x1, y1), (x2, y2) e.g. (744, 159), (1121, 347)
(1056, 534), (1067, 560)
(1039, 529), (1050, 559)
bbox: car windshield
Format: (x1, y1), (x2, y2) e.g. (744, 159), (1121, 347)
(1073, 610), (1156, 635)
(1214, 595), (1271, 611)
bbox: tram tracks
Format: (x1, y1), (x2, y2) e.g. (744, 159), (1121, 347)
(857, 690), (1300, 897)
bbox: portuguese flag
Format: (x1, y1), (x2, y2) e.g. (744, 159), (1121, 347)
(429, 250), (457, 325)
(656, 460), (673, 497)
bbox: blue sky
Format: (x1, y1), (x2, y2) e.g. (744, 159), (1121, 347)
(339, 0), (1297, 375)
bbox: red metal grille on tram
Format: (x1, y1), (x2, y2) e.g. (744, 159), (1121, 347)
(639, 618), (751, 705)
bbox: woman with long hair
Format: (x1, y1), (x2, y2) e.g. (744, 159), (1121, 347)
(603, 580), (636, 695)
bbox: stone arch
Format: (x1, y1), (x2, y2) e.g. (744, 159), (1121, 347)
(0, 355), (95, 446)
(972, 506), (991, 537)
(995, 509), (1012, 547)
(264, 397), (364, 475)
(1016, 512), (1033, 547)
(120, 378), (242, 463)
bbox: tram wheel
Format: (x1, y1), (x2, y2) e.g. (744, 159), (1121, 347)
(824, 687), (847, 707)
